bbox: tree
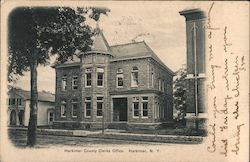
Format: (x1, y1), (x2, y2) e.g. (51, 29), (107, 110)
(8, 7), (109, 147)
(173, 65), (187, 124)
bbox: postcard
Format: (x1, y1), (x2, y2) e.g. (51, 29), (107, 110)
(0, 1), (249, 162)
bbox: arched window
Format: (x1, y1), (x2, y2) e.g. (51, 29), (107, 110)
(61, 100), (67, 117)
(116, 68), (123, 88)
(61, 75), (67, 91)
(131, 66), (138, 87)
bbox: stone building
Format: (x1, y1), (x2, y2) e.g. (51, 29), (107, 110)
(53, 28), (174, 130)
(179, 9), (207, 129)
(7, 87), (55, 127)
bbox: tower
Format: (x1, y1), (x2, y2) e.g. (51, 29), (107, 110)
(79, 27), (113, 130)
(179, 9), (206, 129)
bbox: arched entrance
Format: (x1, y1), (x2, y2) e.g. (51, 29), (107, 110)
(10, 110), (16, 125)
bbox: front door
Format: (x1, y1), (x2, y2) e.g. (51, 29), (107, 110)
(113, 98), (127, 121)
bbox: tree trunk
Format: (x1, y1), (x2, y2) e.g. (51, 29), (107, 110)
(27, 58), (38, 147)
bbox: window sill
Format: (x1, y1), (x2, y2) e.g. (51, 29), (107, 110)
(132, 116), (139, 119)
(72, 116), (77, 118)
(116, 86), (123, 89)
(96, 116), (103, 118)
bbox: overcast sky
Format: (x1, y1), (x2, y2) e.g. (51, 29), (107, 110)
(12, 1), (211, 93)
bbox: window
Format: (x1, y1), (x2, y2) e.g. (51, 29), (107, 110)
(131, 67), (139, 87)
(155, 103), (160, 119)
(10, 98), (15, 105)
(16, 99), (19, 105)
(158, 79), (161, 91)
(142, 97), (148, 117)
(61, 101), (66, 117)
(85, 68), (92, 87)
(132, 97), (139, 118)
(116, 68), (124, 88)
(85, 97), (91, 117)
(18, 98), (22, 105)
(62, 76), (67, 91)
(72, 76), (78, 90)
(151, 68), (154, 87)
(49, 112), (54, 122)
(72, 99), (77, 118)
(97, 97), (103, 117)
(162, 80), (165, 92)
(158, 106), (164, 119)
(97, 68), (104, 87)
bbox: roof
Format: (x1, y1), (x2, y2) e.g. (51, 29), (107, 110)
(110, 41), (150, 59)
(179, 8), (206, 21)
(53, 28), (111, 68)
(89, 28), (112, 54)
(9, 88), (55, 102)
(53, 28), (174, 75)
(51, 55), (80, 68)
(110, 41), (174, 75)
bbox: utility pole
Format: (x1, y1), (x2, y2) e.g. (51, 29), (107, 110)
(192, 22), (199, 131)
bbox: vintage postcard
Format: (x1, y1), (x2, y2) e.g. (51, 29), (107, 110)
(0, 1), (249, 162)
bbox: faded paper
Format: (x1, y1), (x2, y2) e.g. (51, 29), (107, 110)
(0, 1), (249, 162)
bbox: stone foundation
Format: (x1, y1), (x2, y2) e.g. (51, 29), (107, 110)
(53, 121), (109, 130)
(185, 117), (207, 130)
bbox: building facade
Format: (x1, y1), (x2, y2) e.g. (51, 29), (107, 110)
(179, 9), (207, 129)
(53, 29), (174, 130)
(7, 87), (55, 127)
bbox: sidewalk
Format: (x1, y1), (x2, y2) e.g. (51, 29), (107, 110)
(8, 127), (204, 144)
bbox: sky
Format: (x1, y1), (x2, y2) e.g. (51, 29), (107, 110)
(12, 1), (211, 93)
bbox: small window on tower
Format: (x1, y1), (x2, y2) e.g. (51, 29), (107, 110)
(97, 68), (104, 87)
(85, 68), (92, 87)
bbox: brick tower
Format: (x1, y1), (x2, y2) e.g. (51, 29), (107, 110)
(179, 9), (207, 129)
